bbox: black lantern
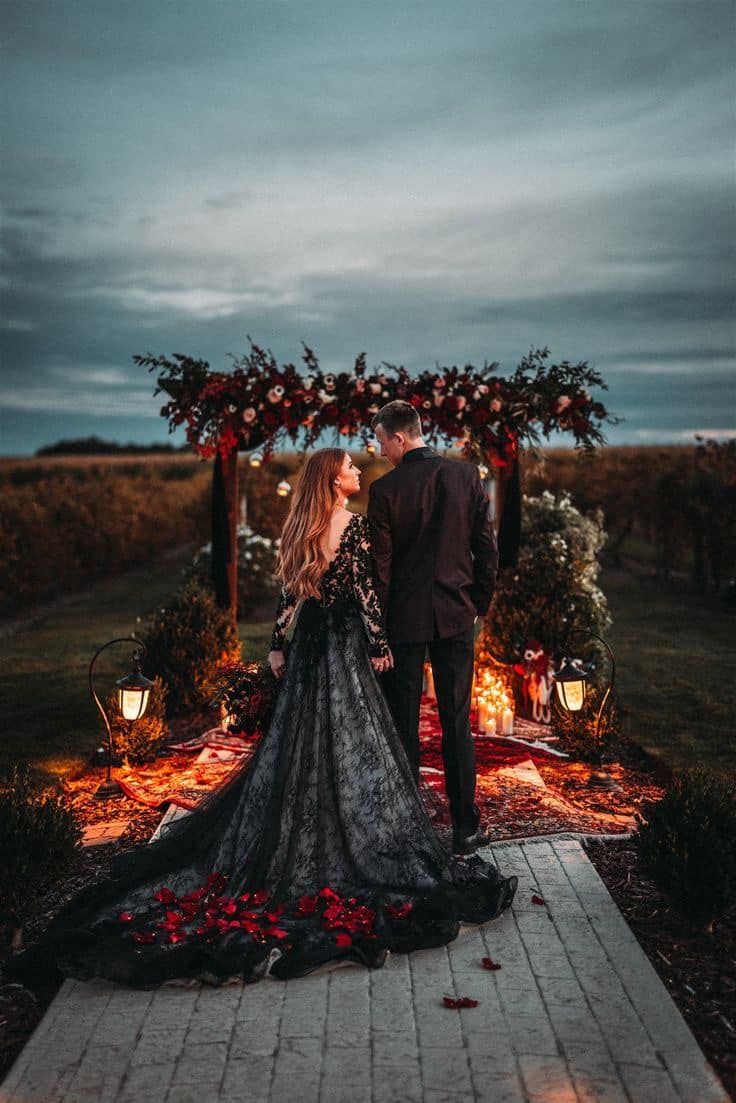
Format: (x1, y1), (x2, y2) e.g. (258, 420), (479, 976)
(89, 637), (154, 800)
(553, 657), (590, 712)
(553, 631), (618, 790)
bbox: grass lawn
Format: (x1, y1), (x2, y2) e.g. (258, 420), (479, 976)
(0, 547), (280, 784)
(2, 555), (734, 784)
(602, 566), (736, 777)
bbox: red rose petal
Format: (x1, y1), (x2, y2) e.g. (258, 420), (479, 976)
(118, 912), (135, 923)
(385, 902), (413, 920)
(132, 931), (156, 945)
(531, 894), (546, 906)
(334, 932), (352, 947)
(481, 957), (502, 971)
(443, 995), (479, 1009)
(153, 887), (178, 905)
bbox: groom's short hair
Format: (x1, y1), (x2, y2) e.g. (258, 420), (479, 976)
(372, 401), (422, 439)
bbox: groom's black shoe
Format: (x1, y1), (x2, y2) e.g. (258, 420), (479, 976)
(451, 825), (491, 855)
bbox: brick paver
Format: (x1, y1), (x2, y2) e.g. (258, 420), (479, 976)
(1, 839), (729, 1102)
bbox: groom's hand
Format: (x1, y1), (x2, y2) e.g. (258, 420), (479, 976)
(371, 649), (394, 674)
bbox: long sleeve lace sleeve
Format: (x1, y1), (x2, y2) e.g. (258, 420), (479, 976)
(270, 585), (299, 651)
(351, 516), (390, 659)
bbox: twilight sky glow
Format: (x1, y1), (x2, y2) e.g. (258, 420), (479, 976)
(1, 0), (734, 454)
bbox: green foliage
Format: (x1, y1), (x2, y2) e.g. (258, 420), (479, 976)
(189, 525), (281, 618)
(486, 490), (611, 662)
(140, 577), (240, 715)
(106, 676), (169, 764)
(0, 764), (83, 928)
(633, 767), (736, 929)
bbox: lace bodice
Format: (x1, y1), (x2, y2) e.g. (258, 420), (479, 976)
(270, 513), (390, 658)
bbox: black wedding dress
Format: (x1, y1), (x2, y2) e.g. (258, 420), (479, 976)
(8, 513), (517, 989)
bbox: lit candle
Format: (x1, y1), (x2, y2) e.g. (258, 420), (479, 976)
(502, 707), (514, 735)
(424, 664), (435, 701)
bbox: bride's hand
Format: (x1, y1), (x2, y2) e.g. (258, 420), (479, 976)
(371, 649), (394, 674)
(269, 650), (286, 679)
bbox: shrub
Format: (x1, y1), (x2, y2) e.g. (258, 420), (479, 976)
(0, 764), (83, 932)
(139, 578), (241, 715)
(189, 524), (281, 618)
(486, 490), (611, 663)
(105, 676), (169, 765)
(633, 767), (736, 932)
(550, 690), (621, 764)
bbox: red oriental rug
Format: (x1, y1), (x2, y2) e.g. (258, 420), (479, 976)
(115, 696), (647, 842)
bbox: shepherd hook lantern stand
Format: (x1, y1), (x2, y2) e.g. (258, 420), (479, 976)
(554, 630), (619, 790)
(89, 636), (154, 800)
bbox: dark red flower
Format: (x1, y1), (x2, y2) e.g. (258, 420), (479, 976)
(264, 927), (289, 940)
(318, 887), (342, 903)
(167, 931), (187, 944)
(153, 887), (178, 905)
(334, 932), (352, 947)
(165, 911), (184, 926)
(118, 912), (135, 923)
(251, 889), (270, 905)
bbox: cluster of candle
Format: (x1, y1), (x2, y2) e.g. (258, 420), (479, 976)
(473, 667), (514, 736)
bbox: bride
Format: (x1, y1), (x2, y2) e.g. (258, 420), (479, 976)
(8, 448), (517, 988)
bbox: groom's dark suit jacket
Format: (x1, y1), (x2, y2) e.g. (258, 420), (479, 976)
(367, 446), (498, 644)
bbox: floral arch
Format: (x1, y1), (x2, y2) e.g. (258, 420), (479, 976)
(136, 341), (615, 619)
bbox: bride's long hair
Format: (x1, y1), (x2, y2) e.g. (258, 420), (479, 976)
(276, 448), (347, 600)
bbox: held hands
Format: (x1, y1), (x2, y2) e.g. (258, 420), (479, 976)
(371, 649), (394, 675)
(269, 650), (286, 679)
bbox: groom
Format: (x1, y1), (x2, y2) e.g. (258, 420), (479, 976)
(367, 400), (499, 855)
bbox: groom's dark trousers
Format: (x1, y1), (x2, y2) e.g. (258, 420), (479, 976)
(367, 447), (498, 837)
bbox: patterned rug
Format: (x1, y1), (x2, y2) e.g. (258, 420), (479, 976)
(113, 695), (650, 842)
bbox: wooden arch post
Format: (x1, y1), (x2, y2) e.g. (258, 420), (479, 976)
(211, 445), (239, 623)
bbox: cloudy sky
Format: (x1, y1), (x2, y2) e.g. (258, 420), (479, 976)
(1, 0), (734, 454)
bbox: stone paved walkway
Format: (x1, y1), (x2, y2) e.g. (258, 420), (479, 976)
(1, 839), (729, 1103)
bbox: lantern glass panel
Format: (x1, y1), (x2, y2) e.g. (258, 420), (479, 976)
(119, 687), (150, 721)
(556, 678), (585, 712)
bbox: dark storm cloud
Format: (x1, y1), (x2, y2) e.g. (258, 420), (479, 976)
(1, 1), (734, 452)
